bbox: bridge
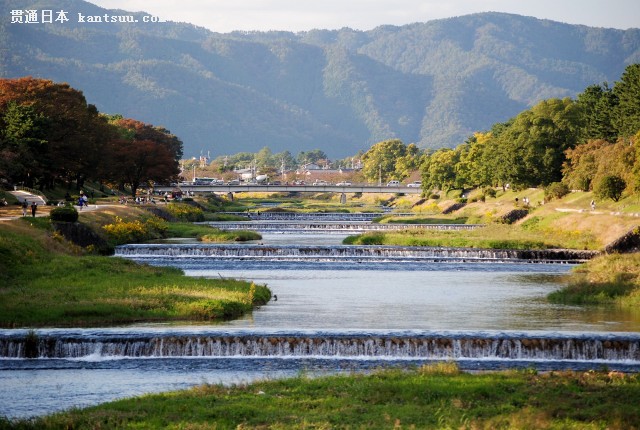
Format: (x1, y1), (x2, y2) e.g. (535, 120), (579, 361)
(153, 184), (423, 194)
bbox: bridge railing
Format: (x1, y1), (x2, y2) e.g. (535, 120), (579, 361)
(14, 186), (48, 203)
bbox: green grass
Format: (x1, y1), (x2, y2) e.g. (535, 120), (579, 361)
(343, 225), (559, 250)
(200, 229), (262, 242)
(165, 222), (261, 242)
(548, 253), (640, 306)
(4, 365), (639, 429)
(0, 219), (270, 327)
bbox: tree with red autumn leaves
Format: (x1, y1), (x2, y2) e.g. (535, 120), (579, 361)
(105, 117), (182, 197)
(0, 77), (182, 195)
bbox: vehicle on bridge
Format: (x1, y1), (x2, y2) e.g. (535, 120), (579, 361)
(336, 181), (352, 186)
(407, 181), (422, 188)
(386, 180), (400, 187)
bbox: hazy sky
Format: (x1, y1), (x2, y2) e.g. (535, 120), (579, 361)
(87, 0), (639, 33)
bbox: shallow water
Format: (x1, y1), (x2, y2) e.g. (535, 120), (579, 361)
(2, 232), (639, 419)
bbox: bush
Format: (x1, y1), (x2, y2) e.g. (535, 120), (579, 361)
(165, 203), (204, 222)
(595, 175), (626, 202)
(102, 217), (149, 244)
(49, 206), (79, 222)
(544, 182), (570, 201)
(429, 194), (440, 200)
(482, 187), (497, 199)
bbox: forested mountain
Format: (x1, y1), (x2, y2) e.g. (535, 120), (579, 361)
(2, 0), (639, 157)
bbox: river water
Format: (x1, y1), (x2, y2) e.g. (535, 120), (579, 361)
(2, 231), (640, 419)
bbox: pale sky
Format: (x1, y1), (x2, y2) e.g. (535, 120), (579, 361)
(87, 0), (639, 33)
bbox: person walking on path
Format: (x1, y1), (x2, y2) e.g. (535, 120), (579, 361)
(30, 201), (37, 217)
(21, 200), (28, 216)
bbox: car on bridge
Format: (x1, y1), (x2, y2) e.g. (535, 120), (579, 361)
(407, 181), (422, 188)
(312, 180), (330, 186)
(336, 181), (352, 186)
(386, 180), (400, 187)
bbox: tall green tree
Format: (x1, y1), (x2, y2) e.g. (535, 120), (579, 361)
(421, 148), (459, 191)
(576, 83), (617, 142)
(613, 64), (640, 137)
(297, 149), (328, 166)
(0, 102), (48, 186)
(361, 139), (407, 184)
(494, 98), (582, 188)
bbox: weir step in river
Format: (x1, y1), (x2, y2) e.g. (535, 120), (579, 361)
(115, 244), (599, 264)
(1, 331), (638, 363)
(221, 212), (413, 221)
(203, 221), (482, 233)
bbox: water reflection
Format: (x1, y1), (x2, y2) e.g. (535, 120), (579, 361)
(184, 268), (640, 333)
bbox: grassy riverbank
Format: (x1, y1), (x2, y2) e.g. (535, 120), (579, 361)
(4, 364), (639, 429)
(0, 217), (270, 328)
(548, 253), (640, 306)
(344, 224), (554, 249)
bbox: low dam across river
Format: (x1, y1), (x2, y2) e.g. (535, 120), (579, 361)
(115, 243), (599, 264)
(2, 330), (638, 364)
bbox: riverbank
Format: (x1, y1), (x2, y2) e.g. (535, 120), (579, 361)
(0, 216), (270, 328)
(548, 252), (640, 306)
(338, 189), (640, 306)
(3, 364), (638, 429)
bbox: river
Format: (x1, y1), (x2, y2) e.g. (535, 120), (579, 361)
(2, 229), (639, 419)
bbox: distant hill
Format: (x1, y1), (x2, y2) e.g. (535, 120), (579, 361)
(2, 1), (639, 157)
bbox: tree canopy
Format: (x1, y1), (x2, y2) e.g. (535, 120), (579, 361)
(0, 77), (183, 196)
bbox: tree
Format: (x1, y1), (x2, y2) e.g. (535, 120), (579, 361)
(0, 102), (48, 185)
(595, 175), (626, 202)
(613, 64), (640, 137)
(255, 146), (275, 171)
(394, 143), (422, 180)
(105, 118), (182, 196)
(576, 83), (617, 142)
(493, 98), (582, 188)
(0, 77), (113, 189)
(361, 139), (408, 184)
(562, 139), (610, 191)
(297, 149), (328, 166)
(421, 148), (459, 191)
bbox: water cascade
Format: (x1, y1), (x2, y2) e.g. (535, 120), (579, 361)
(204, 222), (481, 233)
(223, 212), (405, 221)
(115, 244), (598, 264)
(1, 331), (638, 364)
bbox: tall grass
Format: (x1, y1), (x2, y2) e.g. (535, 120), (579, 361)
(0, 219), (270, 327)
(4, 367), (639, 429)
(344, 225), (554, 249)
(548, 253), (640, 306)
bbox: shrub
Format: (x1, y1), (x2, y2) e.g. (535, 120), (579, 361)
(49, 206), (79, 222)
(102, 215), (168, 245)
(165, 203), (204, 222)
(429, 193), (440, 200)
(482, 187), (497, 199)
(102, 217), (149, 244)
(544, 182), (570, 201)
(595, 175), (626, 202)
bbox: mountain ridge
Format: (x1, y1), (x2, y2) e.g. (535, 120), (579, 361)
(2, 1), (639, 157)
